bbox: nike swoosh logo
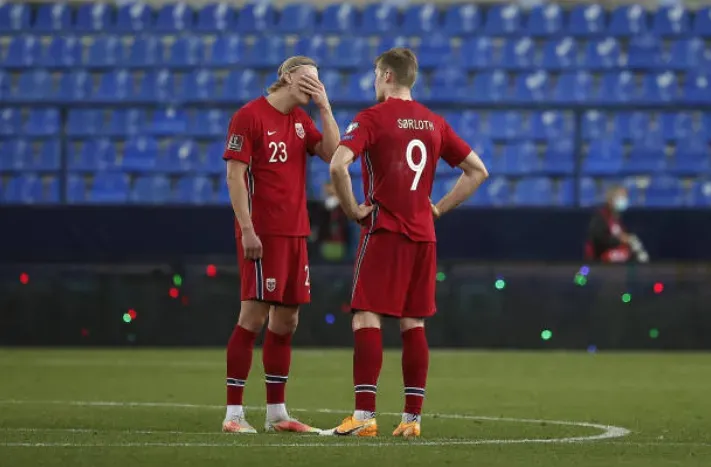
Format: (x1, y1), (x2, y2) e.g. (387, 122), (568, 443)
(267, 131), (277, 135)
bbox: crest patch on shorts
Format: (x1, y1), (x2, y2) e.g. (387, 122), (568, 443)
(266, 278), (277, 292)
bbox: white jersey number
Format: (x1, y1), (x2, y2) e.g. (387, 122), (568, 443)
(406, 139), (427, 191)
(268, 141), (288, 163)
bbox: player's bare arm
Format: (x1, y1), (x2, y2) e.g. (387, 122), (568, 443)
(298, 75), (340, 162)
(226, 160), (263, 259)
(329, 145), (373, 221)
(434, 151), (489, 218)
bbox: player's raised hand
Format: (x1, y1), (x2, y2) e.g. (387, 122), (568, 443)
(298, 75), (329, 110)
(241, 228), (263, 260)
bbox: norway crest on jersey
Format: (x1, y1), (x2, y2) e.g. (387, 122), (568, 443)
(295, 122), (305, 139)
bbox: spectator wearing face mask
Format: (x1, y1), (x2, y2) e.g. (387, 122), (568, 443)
(585, 186), (649, 263)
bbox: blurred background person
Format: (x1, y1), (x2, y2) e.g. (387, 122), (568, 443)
(585, 186), (649, 263)
(310, 181), (351, 262)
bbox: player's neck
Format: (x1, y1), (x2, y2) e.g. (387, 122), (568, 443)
(385, 90), (413, 101)
(265, 92), (297, 114)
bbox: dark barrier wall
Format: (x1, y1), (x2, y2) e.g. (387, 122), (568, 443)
(2, 205), (711, 262)
(1, 262), (709, 349)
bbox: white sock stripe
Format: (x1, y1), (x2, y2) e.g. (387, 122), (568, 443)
(404, 387), (425, 391)
(226, 378), (245, 387)
(354, 384), (377, 390)
(265, 374), (288, 379)
(265, 375), (288, 383)
(354, 389), (377, 394)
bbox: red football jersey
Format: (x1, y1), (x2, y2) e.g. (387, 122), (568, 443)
(340, 98), (471, 242)
(223, 97), (323, 237)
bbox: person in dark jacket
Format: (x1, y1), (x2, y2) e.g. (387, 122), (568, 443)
(585, 186), (649, 263)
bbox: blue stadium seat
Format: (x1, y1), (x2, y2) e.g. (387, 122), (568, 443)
(644, 176), (684, 207)
(484, 4), (521, 35)
(624, 136), (667, 174)
(24, 108), (59, 136)
(581, 38), (622, 69)
(514, 71), (550, 102)
(1, 140), (59, 171)
(526, 4), (564, 37)
(0, 139), (28, 170)
(181, 69), (217, 102)
(164, 35), (203, 68)
(149, 108), (188, 136)
(513, 178), (554, 206)
(199, 141), (225, 174)
(220, 69), (261, 102)
(115, 2), (153, 32)
(542, 139), (575, 175)
(401, 4), (441, 35)
(477, 177), (511, 206)
(0, 108), (21, 136)
(598, 71), (635, 103)
(244, 36), (285, 68)
(531, 111), (571, 140)
(469, 71), (509, 103)
(66, 175), (87, 203)
(660, 112), (694, 141)
(442, 4), (480, 36)
(489, 111), (523, 140)
(541, 37), (578, 70)
(93, 70), (132, 103)
(579, 177), (600, 206)
(417, 34), (452, 68)
(275, 4), (315, 33)
(58, 70), (92, 103)
(163, 140), (198, 173)
(346, 70), (375, 103)
(216, 180), (230, 204)
(567, 4), (605, 37)
(196, 2), (236, 32)
(683, 72), (711, 103)
(319, 70), (346, 101)
(453, 110), (479, 139)
(0, 3), (30, 32)
(126, 36), (160, 68)
(690, 180), (711, 206)
(4, 36), (41, 69)
(75, 3), (113, 32)
(208, 35), (245, 66)
(174, 176), (214, 204)
(90, 172), (130, 203)
(42, 37), (82, 68)
(501, 37), (537, 70)
(628, 35), (662, 69)
(318, 4), (357, 34)
(130, 175), (172, 204)
(14, 70), (54, 102)
(105, 109), (147, 136)
(33, 3), (71, 32)
(123, 137), (160, 172)
(582, 111), (607, 139)
(460, 37), (494, 70)
(4, 175), (59, 204)
(673, 137), (710, 175)
(67, 110), (98, 137)
(187, 110), (225, 137)
(692, 7), (711, 37)
(652, 6), (690, 37)
(294, 36), (327, 66)
(0, 71), (8, 101)
(359, 4), (397, 35)
(236, 3), (276, 33)
(86, 36), (123, 68)
(666, 39), (707, 71)
(640, 71), (679, 102)
(136, 70), (175, 103)
(68, 139), (118, 172)
(609, 5), (648, 36)
(496, 142), (539, 176)
(155, 2), (194, 32)
(430, 68), (467, 101)
(583, 139), (624, 175)
(612, 112), (649, 140)
(552, 71), (593, 103)
(376, 36), (410, 57)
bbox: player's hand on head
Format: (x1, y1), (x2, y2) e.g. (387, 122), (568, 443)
(241, 229), (263, 260)
(298, 75), (329, 109)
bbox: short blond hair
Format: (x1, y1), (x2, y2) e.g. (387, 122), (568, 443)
(375, 47), (418, 89)
(267, 56), (318, 93)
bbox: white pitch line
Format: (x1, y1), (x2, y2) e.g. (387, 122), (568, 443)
(0, 399), (630, 448)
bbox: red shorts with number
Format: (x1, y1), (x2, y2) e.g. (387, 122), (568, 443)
(350, 230), (437, 318)
(237, 235), (310, 306)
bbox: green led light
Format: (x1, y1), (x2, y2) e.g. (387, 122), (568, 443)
(649, 328), (659, 339)
(574, 273), (587, 286)
(541, 329), (553, 341)
(173, 274), (183, 287)
(622, 293), (632, 303)
(494, 279), (506, 290)
(436, 272), (446, 282)
(122, 313), (131, 323)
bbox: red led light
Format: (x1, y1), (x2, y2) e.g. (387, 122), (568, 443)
(169, 287), (179, 299)
(19, 273), (29, 285)
(653, 282), (664, 294)
(128, 309), (137, 320)
(206, 264), (217, 277)
(181, 296), (190, 306)
(81, 328), (89, 337)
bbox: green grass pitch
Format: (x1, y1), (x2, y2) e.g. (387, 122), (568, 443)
(1, 349), (709, 467)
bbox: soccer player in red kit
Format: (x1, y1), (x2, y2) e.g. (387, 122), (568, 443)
(222, 56), (340, 433)
(322, 48), (489, 437)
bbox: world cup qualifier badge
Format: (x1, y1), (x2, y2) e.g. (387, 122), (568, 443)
(295, 122), (305, 139)
(227, 134), (243, 151)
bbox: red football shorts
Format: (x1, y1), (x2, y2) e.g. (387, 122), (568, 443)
(237, 235), (310, 306)
(351, 230), (437, 318)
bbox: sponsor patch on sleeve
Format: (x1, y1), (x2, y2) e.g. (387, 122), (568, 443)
(227, 134), (243, 151)
(345, 122), (359, 134)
